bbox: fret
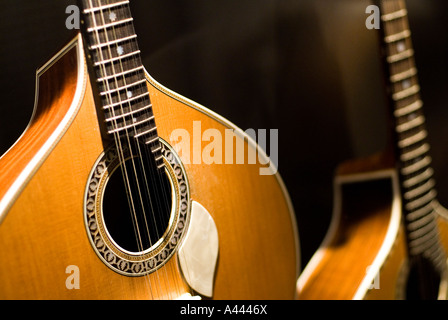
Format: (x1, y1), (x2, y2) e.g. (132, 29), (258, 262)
(386, 48), (413, 63)
(103, 91), (147, 109)
(86, 23), (134, 47)
(408, 220), (437, 244)
(381, 8), (407, 21)
(384, 29), (411, 43)
(408, 214), (436, 234)
(401, 155), (432, 175)
(394, 96), (419, 113)
(83, 0), (130, 14)
(105, 107), (154, 131)
(79, 0), (164, 170)
(101, 81), (148, 106)
(98, 65), (144, 82)
(133, 126), (158, 139)
(100, 78), (146, 96)
(394, 99), (422, 117)
(404, 178), (435, 200)
(98, 70), (144, 96)
(395, 114), (425, 132)
(408, 222), (438, 251)
(392, 77), (414, 98)
(385, 39), (410, 61)
(94, 50), (141, 67)
(389, 59), (414, 82)
(145, 136), (160, 145)
(87, 17), (133, 33)
(86, 5), (134, 37)
(398, 129), (427, 148)
(406, 201), (434, 222)
(408, 229), (438, 255)
(403, 167), (434, 188)
(392, 84), (419, 101)
(105, 103), (152, 122)
(107, 115), (155, 134)
(408, 227), (438, 254)
(151, 145), (162, 153)
(90, 34), (137, 50)
(398, 128), (426, 150)
(83, 3), (135, 51)
(390, 67), (416, 83)
(104, 98), (151, 124)
(94, 54), (142, 84)
(92, 41), (139, 65)
(400, 142), (429, 162)
(405, 189), (437, 211)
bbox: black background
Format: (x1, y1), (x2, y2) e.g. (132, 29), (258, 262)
(0, 0), (447, 270)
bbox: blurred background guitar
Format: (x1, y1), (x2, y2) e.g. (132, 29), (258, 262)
(298, 0), (448, 299)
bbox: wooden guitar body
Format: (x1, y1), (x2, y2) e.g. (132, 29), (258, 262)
(436, 205), (448, 274)
(0, 35), (299, 299)
(299, 0), (448, 299)
(297, 154), (408, 299)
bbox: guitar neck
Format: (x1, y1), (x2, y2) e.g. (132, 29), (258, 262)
(378, 0), (445, 265)
(77, 0), (163, 169)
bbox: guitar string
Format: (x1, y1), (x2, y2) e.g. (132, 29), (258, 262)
(122, 0), (195, 299)
(108, 1), (176, 299)
(119, 0), (195, 298)
(85, 0), (154, 298)
(382, 0), (447, 277)
(116, 1), (183, 299)
(388, 1), (439, 255)
(97, 0), (181, 299)
(93, 0), (163, 299)
(86, 0), (157, 299)
(86, 0), (193, 300)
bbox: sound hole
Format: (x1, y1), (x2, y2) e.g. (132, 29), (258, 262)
(102, 154), (172, 254)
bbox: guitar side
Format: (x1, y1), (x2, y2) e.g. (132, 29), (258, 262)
(435, 204), (448, 298)
(0, 35), (299, 299)
(297, 154), (408, 299)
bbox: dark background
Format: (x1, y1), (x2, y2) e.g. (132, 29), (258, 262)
(0, 0), (447, 270)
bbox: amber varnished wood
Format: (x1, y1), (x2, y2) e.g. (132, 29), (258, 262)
(436, 208), (448, 262)
(0, 43), (79, 208)
(298, 156), (406, 300)
(0, 37), (298, 300)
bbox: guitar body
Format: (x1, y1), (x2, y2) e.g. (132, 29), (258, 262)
(436, 206), (448, 269)
(0, 35), (299, 299)
(297, 154), (408, 299)
(299, 0), (448, 299)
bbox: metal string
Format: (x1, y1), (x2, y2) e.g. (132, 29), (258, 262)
(87, 0), (189, 299)
(86, 0), (159, 298)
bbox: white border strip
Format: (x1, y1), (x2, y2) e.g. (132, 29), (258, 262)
(0, 35), (87, 224)
(353, 170), (401, 299)
(144, 71), (301, 278)
(297, 169), (401, 299)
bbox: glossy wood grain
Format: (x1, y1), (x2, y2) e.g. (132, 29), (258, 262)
(297, 155), (406, 300)
(436, 207), (448, 261)
(0, 42), (79, 213)
(0, 37), (299, 299)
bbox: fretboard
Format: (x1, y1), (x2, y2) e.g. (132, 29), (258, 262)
(78, 0), (163, 169)
(379, 0), (445, 268)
